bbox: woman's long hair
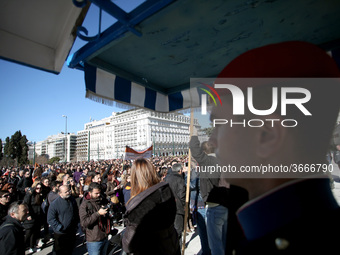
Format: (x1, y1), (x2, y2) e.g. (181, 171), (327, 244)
(129, 158), (160, 202)
(31, 182), (43, 205)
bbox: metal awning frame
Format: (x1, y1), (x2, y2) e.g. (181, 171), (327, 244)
(69, 0), (176, 71)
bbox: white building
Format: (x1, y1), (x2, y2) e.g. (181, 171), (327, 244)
(77, 109), (202, 161)
(32, 133), (77, 162)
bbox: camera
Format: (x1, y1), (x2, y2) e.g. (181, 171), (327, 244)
(102, 203), (115, 218)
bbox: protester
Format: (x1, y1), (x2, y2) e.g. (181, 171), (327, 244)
(23, 182), (44, 253)
(189, 128), (233, 255)
(73, 165), (83, 184)
(62, 174), (70, 186)
(32, 167), (44, 183)
(47, 185), (79, 255)
(209, 41), (340, 254)
(47, 180), (61, 204)
(122, 174), (131, 205)
(39, 176), (51, 243)
(165, 162), (186, 245)
(123, 158), (180, 255)
(7, 170), (19, 187)
(83, 176), (92, 192)
(0, 201), (29, 255)
(105, 173), (120, 200)
(68, 177), (80, 198)
(2, 183), (18, 204)
(17, 169), (33, 199)
(17, 169), (25, 181)
(41, 177), (51, 197)
(77, 177), (85, 198)
(79, 182), (111, 255)
(88, 171), (109, 204)
(0, 191), (11, 225)
(81, 167), (89, 179)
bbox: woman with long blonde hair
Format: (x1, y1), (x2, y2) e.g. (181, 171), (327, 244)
(122, 158), (180, 255)
(129, 158), (160, 202)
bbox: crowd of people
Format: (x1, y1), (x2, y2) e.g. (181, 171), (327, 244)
(0, 156), (205, 255)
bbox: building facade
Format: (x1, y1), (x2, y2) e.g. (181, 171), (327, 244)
(31, 133), (77, 162)
(77, 109), (202, 161)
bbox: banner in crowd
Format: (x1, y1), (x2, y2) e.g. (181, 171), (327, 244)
(125, 145), (153, 160)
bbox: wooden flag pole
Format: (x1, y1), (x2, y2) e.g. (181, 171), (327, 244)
(181, 108), (194, 255)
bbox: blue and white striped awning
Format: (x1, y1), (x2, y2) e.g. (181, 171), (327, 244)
(84, 64), (201, 112)
(84, 48), (340, 112)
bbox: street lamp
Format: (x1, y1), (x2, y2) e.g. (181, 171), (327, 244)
(62, 115), (67, 162)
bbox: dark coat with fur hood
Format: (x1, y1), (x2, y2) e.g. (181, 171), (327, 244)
(122, 182), (180, 255)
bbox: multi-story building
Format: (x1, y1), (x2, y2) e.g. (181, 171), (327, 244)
(76, 109), (202, 161)
(32, 133), (77, 162)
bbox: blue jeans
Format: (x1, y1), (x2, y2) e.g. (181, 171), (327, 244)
(87, 239), (109, 255)
(206, 205), (228, 255)
(196, 207), (211, 255)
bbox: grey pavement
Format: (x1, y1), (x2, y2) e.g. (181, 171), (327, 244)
(27, 224), (202, 255)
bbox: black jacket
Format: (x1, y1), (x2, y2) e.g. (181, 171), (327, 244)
(16, 176), (33, 199)
(123, 182), (180, 255)
(0, 215), (26, 255)
(165, 172), (186, 215)
(22, 190), (42, 229)
(237, 178), (340, 255)
(0, 203), (8, 225)
(47, 196), (79, 234)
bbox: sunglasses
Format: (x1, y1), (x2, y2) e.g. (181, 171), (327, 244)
(2, 194), (10, 198)
(36, 187), (42, 190)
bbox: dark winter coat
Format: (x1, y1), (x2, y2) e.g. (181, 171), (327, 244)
(47, 196), (79, 234)
(22, 190), (42, 229)
(16, 176), (33, 199)
(0, 215), (26, 255)
(0, 203), (8, 225)
(7, 176), (18, 187)
(47, 190), (59, 204)
(123, 182), (131, 204)
(79, 194), (110, 242)
(165, 172), (186, 215)
(106, 181), (118, 197)
(236, 178), (340, 255)
(123, 182), (180, 255)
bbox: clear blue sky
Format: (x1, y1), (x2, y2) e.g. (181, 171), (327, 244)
(0, 1), (210, 143)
